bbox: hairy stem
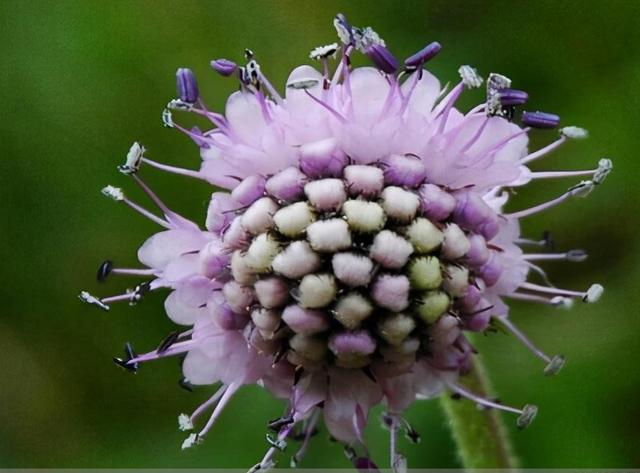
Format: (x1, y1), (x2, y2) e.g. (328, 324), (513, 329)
(440, 355), (519, 469)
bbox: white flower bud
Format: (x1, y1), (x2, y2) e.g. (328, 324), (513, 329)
(332, 252), (374, 287)
(441, 223), (470, 259)
(306, 218), (352, 252)
(230, 250), (257, 285)
(334, 293), (374, 329)
(273, 202), (315, 237)
(304, 178), (347, 212)
(377, 313), (416, 346)
(380, 186), (420, 222)
(241, 197), (278, 235)
(369, 230), (414, 269)
(297, 274), (337, 308)
(342, 200), (386, 233)
(245, 233), (280, 272)
(417, 291), (450, 324)
(288, 333), (327, 362)
(406, 218), (444, 253)
(272, 241), (321, 279)
(442, 265), (470, 297)
(408, 256), (442, 290)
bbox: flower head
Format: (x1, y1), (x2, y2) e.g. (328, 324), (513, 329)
(81, 14), (611, 470)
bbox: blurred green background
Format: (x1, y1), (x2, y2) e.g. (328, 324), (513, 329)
(1, 0), (639, 468)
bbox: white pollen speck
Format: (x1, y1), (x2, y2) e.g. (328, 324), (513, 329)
(101, 185), (124, 201)
(560, 126), (589, 139)
(118, 142), (145, 174)
(594, 158), (613, 185)
(458, 65), (483, 88)
(178, 413), (193, 431)
(306, 218), (352, 252)
(342, 200), (386, 233)
(181, 433), (201, 450)
(309, 43), (339, 60)
(584, 283), (604, 303)
(381, 186), (420, 222)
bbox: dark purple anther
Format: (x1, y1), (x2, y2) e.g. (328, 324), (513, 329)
(404, 41), (442, 68)
(499, 88), (529, 106)
(365, 44), (399, 74)
(175, 68), (199, 103)
(381, 153), (427, 188)
(97, 260), (113, 282)
(210, 58), (237, 77)
(521, 111), (560, 129)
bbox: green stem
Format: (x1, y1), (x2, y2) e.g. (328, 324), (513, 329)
(440, 355), (519, 469)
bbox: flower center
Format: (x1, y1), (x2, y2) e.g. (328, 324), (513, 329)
(221, 153), (498, 371)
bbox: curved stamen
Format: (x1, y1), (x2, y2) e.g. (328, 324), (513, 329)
(519, 281), (603, 302)
(505, 180), (595, 219)
(197, 382), (240, 438)
(520, 136), (566, 164)
(524, 250), (587, 262)
(303, 89), (347, 123)
(140, 157), (204, 181)
(290, 409), (321, 468)
(445, 380), (524, 415)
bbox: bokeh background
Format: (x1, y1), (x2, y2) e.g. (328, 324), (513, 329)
(1, 0), (639, 468)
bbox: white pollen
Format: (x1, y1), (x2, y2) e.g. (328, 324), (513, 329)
(272, 241), (321, 279)
(119, 142), (145, 174)
(181, 433), (201, 450)
(178, 413), (193, 431)
(560, 126), (589, 139)
(273, 202), (315, 237)
(241, 197), (278, 235)
(245, 233), (280, 272)
(297, 274), (337, 309)
(342, 200), (386, 233)
(334, 293), (374, 329)
(332, 252), (374, 287)
(304, 179), (347, 212)
(551, 296), (574, 309)
(381, 186), (420, 222)
(309, 42), (339, 60)
(442, 265), (470, 297)
(370, 230), (414, 269)
(441, 223), (470, 259)
(594, 158), (613, 185)
(78, 290), (109, 311)
(584, 283), (604, 303)
(406, 218), (444, 253)
(306, 218), (352, 252)
(101, 185), (124, 201)
(459, 65), (483, 88)
(344, 165), (384, 197)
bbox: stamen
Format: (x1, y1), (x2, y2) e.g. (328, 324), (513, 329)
(560, 126), (589, 139)
(118, 142), (145, 175)
(176, 68), (200, 104)
(520, 136), (567, 164)
(78, 290), (110, 311)
(309, 43), (339, 60)
(505, 180), (596, 219)
(140, 157), (204, 181)
(404, 41), (441, 68)
(507, 292), (574, 308)
(101, 185), (172, 229)
(519, 281), (604, 303)
(496, 317), (565, 375)
(211, 58), (237, 77)
(446, 381), (538, 428)
(187, 385), (228, 427)
(522, 111), (560, 129)
(486, 73), (512, 117)
(458, 65), (483, 89)
(303, 89), (347, 122)
(290, 409), (321, 468)
(524, 249), (588, 262)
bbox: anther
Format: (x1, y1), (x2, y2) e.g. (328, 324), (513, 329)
(101, 185), (124, 201)
(405, 41), (441, 68)
(334, 13), (354, 45)
(118, 142), (145, 175)
(267, 415), (294, 432)
(544, 354), (566, 376)
(522, 111), (560, 129)
(157, 331), (180, 354)
(594, 158), (613, 184)
(181, 433), (201, 450)
(516, 404), (538, 429)
(499, 88), (528, 106)
(176, 68), (199, 104)
(178, 413), (194, 431)
(560, 126), (589, 139)
(161, 107), (174, 128)
(583, 283), (604, 303)
(309, 43), (339, 60)
(78, 291), (109, 311)
(458, 65), (483, 88)
(96, 260), (113, 282)
(365, 43), (398, 74)
(210, 58), (237, 77)
(178, 377), (194, 392)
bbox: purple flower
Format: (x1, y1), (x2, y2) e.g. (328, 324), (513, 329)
(82, 13), (611, 470)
